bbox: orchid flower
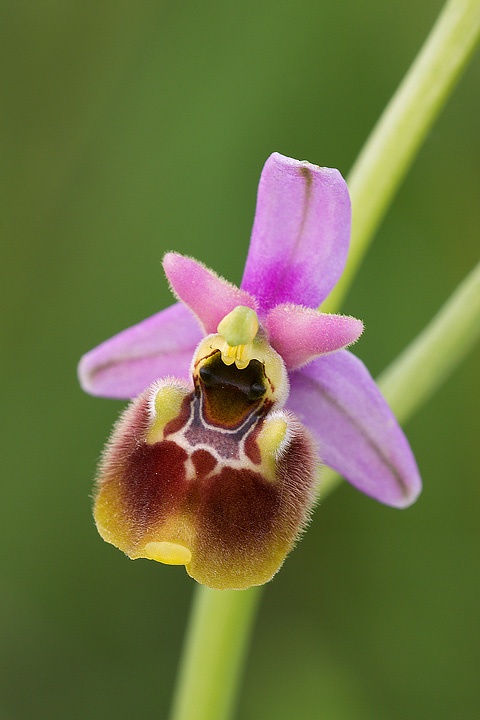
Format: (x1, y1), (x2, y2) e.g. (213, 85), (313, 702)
(78, 152), (421, 590)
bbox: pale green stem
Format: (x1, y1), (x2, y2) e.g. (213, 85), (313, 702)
(323, 0), (480, 313)
(170, 3), (480, 719)
(170, 585), (261, 720)
(320, 257), (480, 498)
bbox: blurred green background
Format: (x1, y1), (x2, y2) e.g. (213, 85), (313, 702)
(2, 1), (479, 718)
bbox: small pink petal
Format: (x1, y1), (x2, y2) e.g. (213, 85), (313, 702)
(163, 253), (257, 333)
(78, 302), (201, 399)
(266, 304), (363, 370)
(287, 351), (422, 508)
(241, 153), (351, 313)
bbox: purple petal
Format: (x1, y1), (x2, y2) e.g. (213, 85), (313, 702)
(287, 351), (422, 508)
(265, 304), (363, 370)
(78, 303), (201, 399)
(241, 152), (351, 314)
(163, 253), (257, 334)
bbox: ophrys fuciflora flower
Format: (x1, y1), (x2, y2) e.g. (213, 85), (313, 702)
(79, 153), (421, 590)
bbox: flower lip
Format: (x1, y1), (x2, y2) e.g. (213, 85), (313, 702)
(93, 366), (319, 590)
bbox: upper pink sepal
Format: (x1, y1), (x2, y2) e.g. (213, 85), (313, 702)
(266, 304), (363, 371)
(241, 153), (351, 314)
(163, 253), (257, 333)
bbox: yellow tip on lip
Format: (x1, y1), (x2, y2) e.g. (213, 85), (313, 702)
(144, 541), (192, 566)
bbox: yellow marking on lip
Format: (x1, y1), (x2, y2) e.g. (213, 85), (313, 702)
(259, 417), (288, 453)
(146, 384), (187, 444)
(257, 416), (288, 481)
(144, 541), (192, 566)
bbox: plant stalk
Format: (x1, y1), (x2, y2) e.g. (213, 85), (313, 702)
(323, 0), (480, 312)
(170, 585), (261, 720)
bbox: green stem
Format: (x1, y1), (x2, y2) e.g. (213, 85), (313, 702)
(320, 257), (480, 498)
(170, 3), (480, 719)
(323, 0), (480, 313)
(169, 585), (261, 720)
(377, 259), (480, 422)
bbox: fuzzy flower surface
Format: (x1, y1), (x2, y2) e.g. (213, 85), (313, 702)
(79, 152), (421, 590)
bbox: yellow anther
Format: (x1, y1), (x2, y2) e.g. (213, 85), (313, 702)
(234, 347), (249, 370)
(218, 341), (250, 368)
(144, 541), (192, 566)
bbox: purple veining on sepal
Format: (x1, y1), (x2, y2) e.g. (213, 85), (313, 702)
(287, 351), (422, 508)
(78, 302), (200, 399)
(241, 153), (351, 314)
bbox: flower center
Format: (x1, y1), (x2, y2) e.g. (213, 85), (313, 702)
(217, 306), (260, 369)
(192, 306), (290, 414)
